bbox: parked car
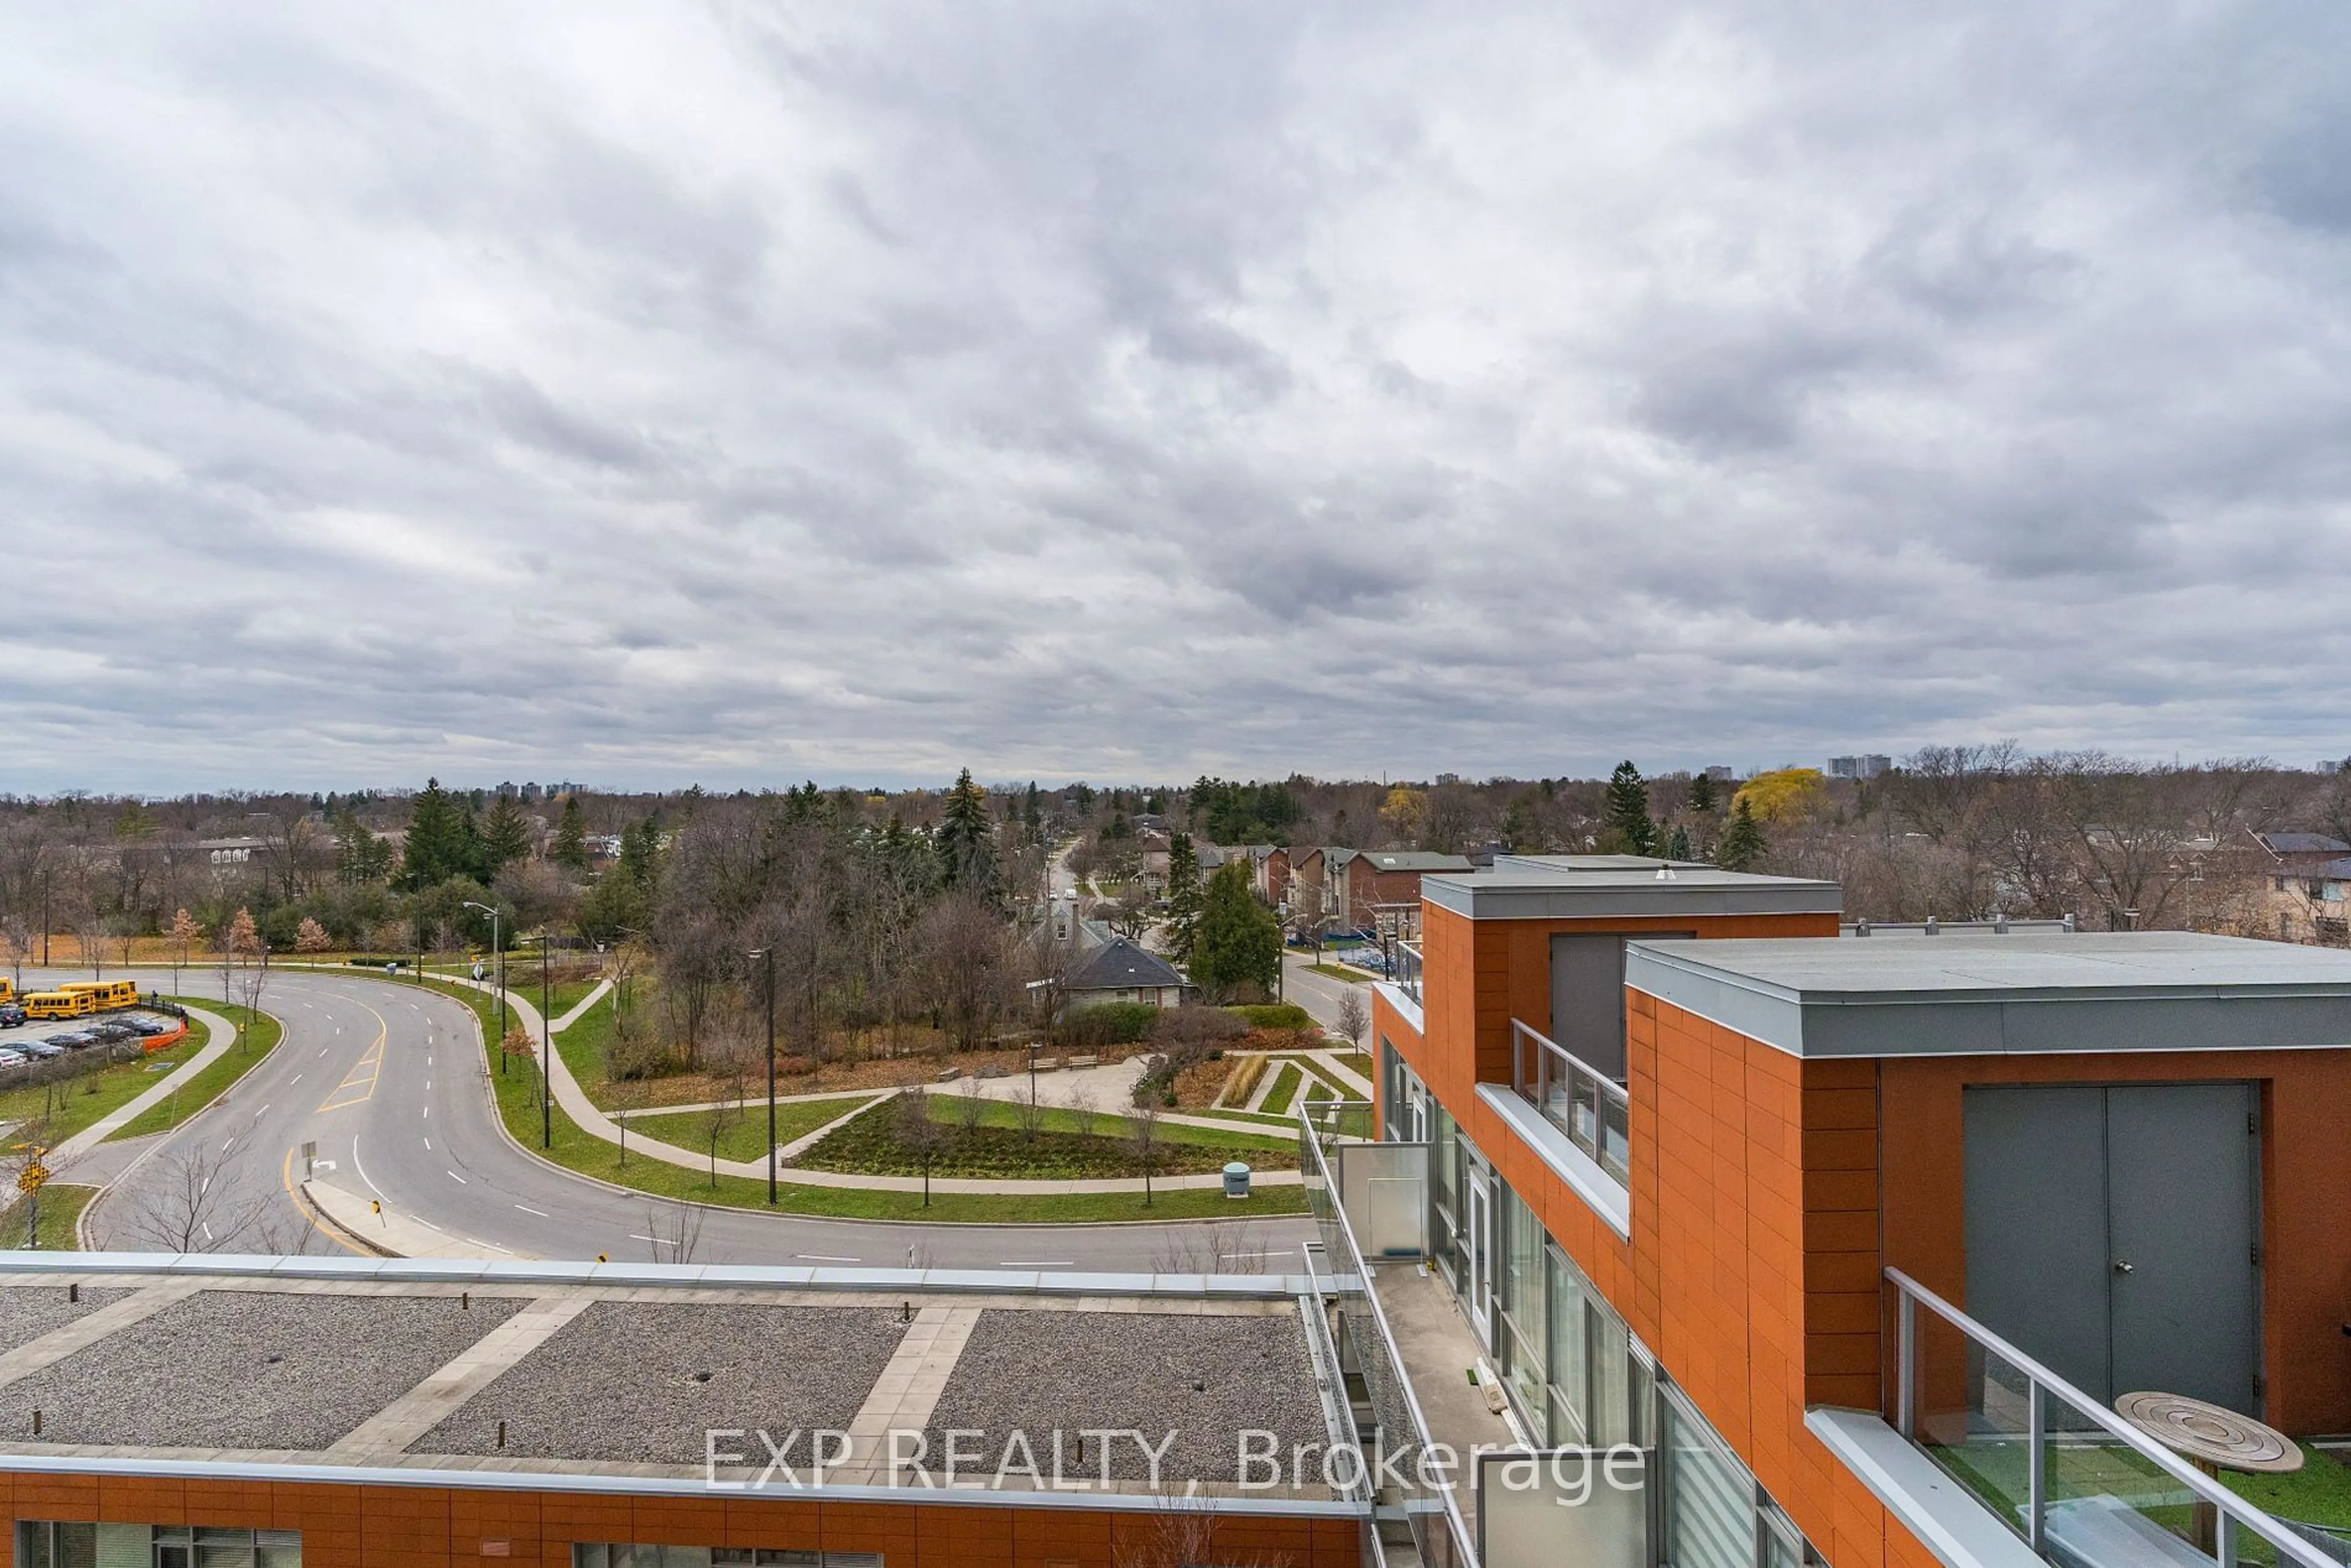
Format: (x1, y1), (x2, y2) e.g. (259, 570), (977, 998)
(23, 1040), (67, 1060)
(87, 1022), (138, 1043)
(0, 1048), (27, 1069)
(45, 1030), (96, 1049)
(121, 1016), (171, 1037)
(0, 1003), (24, 1027)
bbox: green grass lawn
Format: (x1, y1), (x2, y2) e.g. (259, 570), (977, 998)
(797, 1098), (1294, 1182)
(1307, 962), (1378, 981)
(1258, 1062), (1303, 1117)
(0, 1182), (96, 1250)
(626, 1093), (883, 1164)
(1327, 1050), (1374, 1082)
(410, 976), (1305, 1223)
(108, 1002), (283, 1141)
(1, 1032), (209, 1149)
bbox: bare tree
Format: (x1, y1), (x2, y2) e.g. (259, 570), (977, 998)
(954, 1073), (989, 1134)
(702, 1045), (751, 1187)
(1126, 1100), (1164, 1207)
(116, 1143), (272, 1253)
(642, 1199), (706, 1264)
(1150, 1220), (1269, 1276)
(1014, 1071), (1049, 1142)
(1335, 990), (1368, 1049)
(896, 1087), (947, 1206)
(918, 891), (1016, 1052)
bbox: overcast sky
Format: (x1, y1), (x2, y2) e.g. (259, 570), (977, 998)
(3, 3), (2346, 795)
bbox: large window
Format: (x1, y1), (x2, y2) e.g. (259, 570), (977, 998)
(1427, 1098), (1462, 1289)
(1547, 1244), (1589, 1446)
(17, 1525), (299, 1568)
(1500, 1187), (1549, 1425)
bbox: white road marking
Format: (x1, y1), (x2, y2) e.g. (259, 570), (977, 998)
(999, 1261), (1073, 1268)
(425, 1079), (430, 1090)
(423, 1137), (431, 1150)
(447, 1169), (467, 1184)
(631, 1234), (678, 1248)
(515, 1204), (549, 1217)
(318, 1047), (328, 1057)
(290, 1074), (302, 1086)
(256, 1104), (269, 1116)
(221, 1136), (236, 1153)
(795, 1253), (860, 1263)
(200, 1177), (211, 1198)
(422, 1105), (429, 1120)
(201, 1222), (213, 1242)
(353, 1136), (381, 1196)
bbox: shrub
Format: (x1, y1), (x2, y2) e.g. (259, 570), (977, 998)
(1152, 1005), (1247, 1049)
(1059, 1001), (1160, 1047)
(1226, 1002), (1314, 1032)
(1221, 1053), (1270, 1107)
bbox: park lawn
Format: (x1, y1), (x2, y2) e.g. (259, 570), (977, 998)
(798, 1106), (1292, 1182)
(1258, 1062), (1303, 1117)
(0, 1182), (97, 1250)
(413, 977), (1305, 1223)
(1327, 1051), (1374, 1082)
(625, 1093), (885, 1165)
(0, 1032), (208, 1148)
(926, 1093), (1295, 1153)
(1307, 962), (1379, 981)
(107, 1003), (283, 1141)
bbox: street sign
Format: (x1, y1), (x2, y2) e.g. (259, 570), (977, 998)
(18, 1162), (48, 1195)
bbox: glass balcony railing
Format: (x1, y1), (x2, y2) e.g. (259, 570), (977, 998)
(1299, 1100), (1477, 1568)
(1509, 1019), (1629, 1186)
(1888, 1267), (2341, 1567)
(1395, 940), (1422, 1005)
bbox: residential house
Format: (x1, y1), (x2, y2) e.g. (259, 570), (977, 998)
(2249, 830), (2351, 944)
(1060, 934), (1190, 1009)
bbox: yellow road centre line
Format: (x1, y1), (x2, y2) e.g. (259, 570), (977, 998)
(314, 999), (392, 1113)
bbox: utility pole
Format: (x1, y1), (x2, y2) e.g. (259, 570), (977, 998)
(751, 947), (778, 1204)
(41, 873), (49, 967)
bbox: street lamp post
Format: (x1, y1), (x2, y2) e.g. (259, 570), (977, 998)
(463, 902), (504, 1075)
(538, 932), (552, 1149)
(749, 947), (777, 1204)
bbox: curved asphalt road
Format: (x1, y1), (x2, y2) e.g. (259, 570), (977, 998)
(28, 967), (1309, 1270)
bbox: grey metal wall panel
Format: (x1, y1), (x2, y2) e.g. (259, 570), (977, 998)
(1553, 934), (1630, 1080)
(2107, 1084), (2259, 1412)
(1964, 1086), (2113, 1400)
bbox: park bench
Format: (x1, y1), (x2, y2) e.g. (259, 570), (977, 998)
(1065, 1053), (1101, 1070)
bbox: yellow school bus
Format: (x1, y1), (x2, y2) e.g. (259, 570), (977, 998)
(60, 979), (140, 1011)
(0, 977), (12, 1005)
(23, 991), (97, 1020)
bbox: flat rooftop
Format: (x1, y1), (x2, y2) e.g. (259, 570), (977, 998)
(1422, 855), (1841, 920)
(0, 1256), (1351, 1514)
(1627, 931), (2351, 1058)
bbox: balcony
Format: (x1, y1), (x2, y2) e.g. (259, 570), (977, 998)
(1509, 1019), (1629, 1186)
(1810, 1269), (2349, 1568)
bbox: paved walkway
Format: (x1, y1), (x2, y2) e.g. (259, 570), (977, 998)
(549, 978), (612, 1033)
(306, 1175), (522, 1260)
(49, 1003), (239, 1166)
(439, 976), (1300, 1196)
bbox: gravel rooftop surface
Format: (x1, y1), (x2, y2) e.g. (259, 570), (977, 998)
(0, 1286), (133, 1355)
(410, 1301), (909, 1465)
(5, 1289), (525, 1451)
(921, 1308), (1325, 1483)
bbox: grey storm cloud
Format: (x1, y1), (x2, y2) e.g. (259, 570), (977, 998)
(1, 0), (2348, 794)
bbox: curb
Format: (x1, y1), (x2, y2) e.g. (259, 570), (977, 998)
(405, 980), (1307, 1232)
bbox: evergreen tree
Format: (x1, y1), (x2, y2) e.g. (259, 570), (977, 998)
(1716, 798), (1767, 872)
(1600, 761), (1658, 857)
(1688, 773), (1718, 814)
(1666, 824), (1693, 860)
(553, 796), (590, 871)
(1188, 861), (1282, 1000)
(397, 779), (474, 891)
(479, 793), (531, 874)
(936, 768), (999, 901)
(1163, 831), (1205, 964)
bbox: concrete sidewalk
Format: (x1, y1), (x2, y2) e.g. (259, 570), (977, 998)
(49, 1003), (240, 1167)
(441, 975), (1300, 1195)
(306, 1176), (523, 1260)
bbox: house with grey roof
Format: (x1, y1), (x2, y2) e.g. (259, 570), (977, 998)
(1061, 935), (1190, 1009)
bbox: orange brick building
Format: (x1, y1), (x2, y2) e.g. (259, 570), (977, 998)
(1365, 855), (2351, 1567)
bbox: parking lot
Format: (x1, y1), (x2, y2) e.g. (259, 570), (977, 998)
(0, 1007), (187, 1078)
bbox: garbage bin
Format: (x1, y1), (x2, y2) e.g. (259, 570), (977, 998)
(1222, 1161), (1251, 1199)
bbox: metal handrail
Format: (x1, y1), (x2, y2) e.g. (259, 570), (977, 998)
(1395, 941), (1423, 1004)
(1299, 1099), (1479, 1568)
(1509, 1019), (1630, 1185)
(1887, 1267), (2334, 1568)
